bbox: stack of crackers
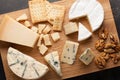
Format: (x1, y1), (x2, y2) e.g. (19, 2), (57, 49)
(28, 0), (65, 31)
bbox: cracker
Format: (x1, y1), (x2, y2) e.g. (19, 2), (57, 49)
(28, 0), (47, 24)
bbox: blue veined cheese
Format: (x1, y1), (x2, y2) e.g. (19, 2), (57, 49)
(79, 48), (95, 65)
(78, 23), (92, 41)
(44, 51), (62, 76)
(7, 47), (49, 79)
(69, 0), (104, 32)
(61, 41), (79, 64)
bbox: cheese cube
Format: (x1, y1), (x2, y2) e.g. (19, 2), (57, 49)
(24, 20), (31, 28)
(31, 26), (38, 33)
(44, 51), (62, 76)
(38, 24), (46, 34)
(37, 34), (44, 47)
(39, 44), (48, 55)
(0, 15), (39, 47)
(79, 48), (94, 65)
(16, 14), (28, 21)
(61, 40), (79, 64)
(43, 25), (51, 34)
(64, 22), (78, 35)
(43, 34), (52, 46)
(51, 32), (60, 42)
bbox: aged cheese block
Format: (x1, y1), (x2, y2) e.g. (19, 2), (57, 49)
(69, 0), (104, 31)
(78, 23), (92, 41)
(79, 48), (95, 65)
(44, 51), (62, 76)
(61, 41), (79, 64)
(0, 15), (39, 47)
(7, 47), (49, 79)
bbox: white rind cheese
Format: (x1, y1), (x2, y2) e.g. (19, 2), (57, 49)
(44, 51), (62, 76)
(69, 0), (104, 32)
(7, 47), (49, 79)
(78, 23), (92, 41)
(61, 41), (79, 64)
(79, 48), (94, 65)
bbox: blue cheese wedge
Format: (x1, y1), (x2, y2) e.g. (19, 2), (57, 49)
(61, 41), (79, 64)
(7, 47), (49, 79)
(69, 0), (104, 32)
(78, 23), (92, 41)
(44, 51), (62, 76)
(79, 48), (94, 65)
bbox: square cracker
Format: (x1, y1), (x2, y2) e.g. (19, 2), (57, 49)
(47, 5), (65, 31)
(28, 0), (47, 24)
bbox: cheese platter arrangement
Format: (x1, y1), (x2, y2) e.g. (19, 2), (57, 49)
(0, 0), (120, 80)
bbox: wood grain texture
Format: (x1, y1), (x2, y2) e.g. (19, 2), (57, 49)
(0, 0), (119, 80)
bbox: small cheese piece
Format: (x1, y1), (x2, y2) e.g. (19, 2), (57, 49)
(64, 22), (78, 35)
(79, 48), (94, 65)
(0, 15), (39, 47)
(43, 34), (52, 46)
(61, 41), (79, 64)
(39, 44), (48, 55)
(43, 25), (51, 34)
(7, 47), (49, 79)
(37, 34), (44, 47)
(51, 32), (60, 42)
(31, 26), (38, 33)
(24, 20), (31, 28)
(16, 14), (28, 21)
(69, 0), (104, 32)
(38, 24), (46, 34)
(78, 23), (92, 41)
(44, 51), (62, 76)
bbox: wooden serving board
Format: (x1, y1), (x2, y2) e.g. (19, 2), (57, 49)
(0, 0), (119, 80)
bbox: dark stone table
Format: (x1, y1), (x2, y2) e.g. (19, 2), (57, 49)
(0, 0), (120, 80)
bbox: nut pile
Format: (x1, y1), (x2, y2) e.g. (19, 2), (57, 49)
(94, 28), (120, 69)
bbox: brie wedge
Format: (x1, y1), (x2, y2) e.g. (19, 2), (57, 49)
(78, 23), (92, 41)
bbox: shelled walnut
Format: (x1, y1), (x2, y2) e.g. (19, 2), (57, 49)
(95, 56), (106, 69)
(95, 39), (105, 52)
(98, 28), (108, 40)
(110, 53), (120, 64)
(109, 34), (119, 45)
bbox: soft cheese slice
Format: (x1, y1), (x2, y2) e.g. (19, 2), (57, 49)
(0, 15), (39, 47)
(61, 41), (79, 64)
(79, 48), (94, 65)
(7, 47), (49, 79)
(44, 51), (62, 76)
(78, 23), (92, 41)
(69, 0), (104, 31)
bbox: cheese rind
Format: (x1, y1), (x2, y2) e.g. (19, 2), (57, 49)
(7, 47), (49, 79)
(61, 41), (79, 64)
(0, 15), (39, 47)
(78, 23), (92, 41)
(44, 51), (62, 76)
(79, 48), (94, 65)
(69, 0), (104, 32)
(64, 22), (78, 35)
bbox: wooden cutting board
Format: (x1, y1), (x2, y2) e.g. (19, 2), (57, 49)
(0, 0), (119, 80)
